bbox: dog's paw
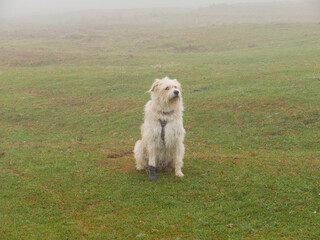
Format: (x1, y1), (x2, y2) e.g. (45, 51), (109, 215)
(149, 175), (157, 181)
(136, 165), (145, 171)
(148, 166), (157, 181)
(175, 170), (184, 178)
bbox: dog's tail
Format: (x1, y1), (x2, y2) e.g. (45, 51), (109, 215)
(134, 140), (148, 170)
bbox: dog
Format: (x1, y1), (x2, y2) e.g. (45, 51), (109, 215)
(134, 77), (185, 181)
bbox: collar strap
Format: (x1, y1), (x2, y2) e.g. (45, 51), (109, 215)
(159, 110), (174, 115)
(159, 119), (167, 145)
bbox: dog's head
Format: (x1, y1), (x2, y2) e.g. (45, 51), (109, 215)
(148, 77), (182, 105)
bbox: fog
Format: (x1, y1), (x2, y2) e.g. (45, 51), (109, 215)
(1, 0), (319, 25)
(0, 0), (301, 18)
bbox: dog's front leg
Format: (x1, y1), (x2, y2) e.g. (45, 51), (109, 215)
(174, 143), (185, 178)
(148, 147), (157, 181)
(175, 163), (184, 177)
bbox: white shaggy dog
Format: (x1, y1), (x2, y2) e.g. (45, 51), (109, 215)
(134, 77), (185, 181)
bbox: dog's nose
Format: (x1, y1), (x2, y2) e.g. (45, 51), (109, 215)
(174, 90), (179, 95)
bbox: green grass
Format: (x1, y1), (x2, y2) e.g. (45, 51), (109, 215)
(1, 23), (320, 239)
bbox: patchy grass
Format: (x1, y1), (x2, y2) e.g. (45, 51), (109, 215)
(0, 23), (320, 239)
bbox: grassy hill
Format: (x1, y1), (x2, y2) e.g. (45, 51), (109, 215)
(0, 20), (320, 239)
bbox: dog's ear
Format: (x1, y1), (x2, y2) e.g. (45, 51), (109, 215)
(147, 79), (161, 93)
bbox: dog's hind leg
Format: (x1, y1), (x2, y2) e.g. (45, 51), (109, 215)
(134, 140), (148, 170)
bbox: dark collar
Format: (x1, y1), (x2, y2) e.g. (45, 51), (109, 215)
(159, 110), (174, 115)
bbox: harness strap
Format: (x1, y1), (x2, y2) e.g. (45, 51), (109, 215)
(159, 119), (167, 145)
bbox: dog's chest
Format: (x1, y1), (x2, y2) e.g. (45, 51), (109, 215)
(156, 120), (179, 148)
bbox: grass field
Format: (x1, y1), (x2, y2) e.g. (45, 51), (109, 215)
(1, 22), (320, 239)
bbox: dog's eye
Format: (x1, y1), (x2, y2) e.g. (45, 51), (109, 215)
(165, 87), (169, 90)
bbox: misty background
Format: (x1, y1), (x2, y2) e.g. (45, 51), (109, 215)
(1, 0), (319, 25)
(0, 0), (301, 17)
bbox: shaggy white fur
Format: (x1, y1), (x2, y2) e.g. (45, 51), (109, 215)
(134, 77), (185, 179)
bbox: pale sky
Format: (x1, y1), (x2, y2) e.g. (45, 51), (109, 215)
(1, 0), (291, 18)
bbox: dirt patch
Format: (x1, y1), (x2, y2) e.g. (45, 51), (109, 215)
(105, 148), (133, 159)
(190, 86), (211, 93)
(0, 167), (27, 179)
(0, 167), (65, 197)
(4, 87), (56, 99)
(173, 44), (208, 53)
(265, 168), (287, 177)
(0, 152), (5, 158)
(100, 155), (136, 173)
(0, 48), (76, 67)
(186, 149), (243, 164)
(38, 184), (56, 195)
(99, 148), (135, 173)
(200, 97), (288, 113)
(95, 98), (142, 114)
(73, 211), (90, 239)
(249, 152), (258, 157)
(2, 86), (88, 110)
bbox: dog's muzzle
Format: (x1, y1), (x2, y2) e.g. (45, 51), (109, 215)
(173, 90), (179, 99)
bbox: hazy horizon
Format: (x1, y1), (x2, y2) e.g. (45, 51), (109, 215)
(1, 0), (297, 18)
(1, 0), (319, 26)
